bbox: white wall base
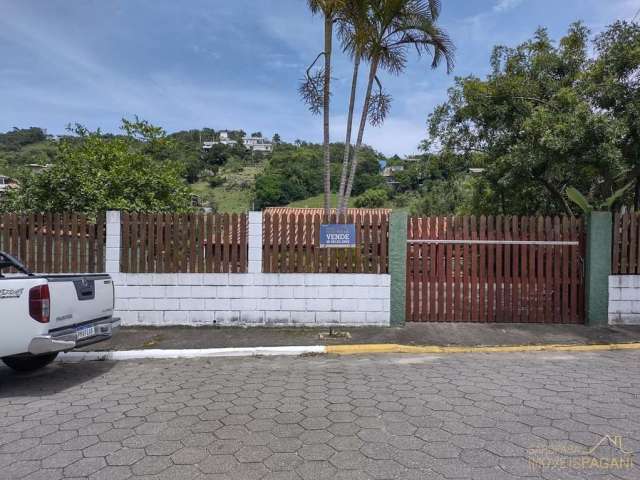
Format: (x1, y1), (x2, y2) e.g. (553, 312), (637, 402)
(113, 273), (391, 327)
(608, 276), (640, 325)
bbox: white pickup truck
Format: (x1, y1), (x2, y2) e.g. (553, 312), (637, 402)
(0, 251), (120, 372)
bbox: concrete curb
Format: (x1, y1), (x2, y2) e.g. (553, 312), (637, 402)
(326, 342), (640, 355)
(56, 342), (640, 362)
(58, 346), (325, 362)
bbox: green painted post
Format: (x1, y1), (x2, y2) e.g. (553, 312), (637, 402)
(389, 211), (408, 326)
(585, 211), (612, 326)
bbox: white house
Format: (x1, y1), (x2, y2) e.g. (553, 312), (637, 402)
(243, 135), (273, 152)
(0, 176), (19, 195)
(203, 131), (272, 152)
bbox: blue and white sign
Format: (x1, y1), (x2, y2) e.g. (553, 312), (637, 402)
(319, 224), (357, 248)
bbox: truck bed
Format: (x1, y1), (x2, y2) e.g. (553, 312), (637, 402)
(0, 272), (117, 358)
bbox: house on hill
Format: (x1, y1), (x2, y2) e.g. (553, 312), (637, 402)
(381, 165), (404, 188)
(203, 131), (273, 152)
(0, 175), (19, 195)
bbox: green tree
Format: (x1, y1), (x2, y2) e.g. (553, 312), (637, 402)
(1, 119), (192, 216)
(338, 0), (454, 213)
(201, 143), (230, 172)
(0, 127), (47, 151)
(585, 21), (640, 207)
(426, 22), (627, 215)
(253, 142), (384, 209)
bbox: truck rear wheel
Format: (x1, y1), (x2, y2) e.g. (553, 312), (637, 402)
(2, 353), (59, 372)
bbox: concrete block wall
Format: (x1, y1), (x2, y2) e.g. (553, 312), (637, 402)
(609, 276), (640, 325)
(113, 273), (390, 327)
(105, 211), (121, 274)
(106, 211), (392, 327)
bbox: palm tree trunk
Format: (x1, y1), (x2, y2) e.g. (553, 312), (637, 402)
(337, 53), (361, 210)
(322, 16), (333, 215)
(339, 56), (379, 214)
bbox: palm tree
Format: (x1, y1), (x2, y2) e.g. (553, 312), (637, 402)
(304, 0), (344, 215)
(335, 0), (372, 211)
(338, 0), (455, 213)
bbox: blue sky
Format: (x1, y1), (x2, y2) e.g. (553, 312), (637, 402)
(0, 0), (637, 156)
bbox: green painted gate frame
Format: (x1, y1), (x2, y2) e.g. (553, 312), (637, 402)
(389, 211), (408, 326)
(390, 210), (610, 327)
(585, 211), (612, 326)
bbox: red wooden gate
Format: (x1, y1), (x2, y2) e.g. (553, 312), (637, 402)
(406, 216), (584, 323)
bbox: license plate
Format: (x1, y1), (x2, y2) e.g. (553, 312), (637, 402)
(76, 326), (96, 340)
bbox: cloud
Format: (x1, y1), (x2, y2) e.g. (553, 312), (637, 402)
(369, 118), (426, 156)
(329, 113), (425, 156)
(462, 0), (526, 28)
(493, 0), (525, 13)
(265, 53), (303, 70)
(261, 9), (322, 58)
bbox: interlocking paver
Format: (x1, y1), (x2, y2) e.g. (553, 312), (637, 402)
(5, 460), (40, 479)
(144, 440), (182, 456)
(1, 350), (639, 479)
(170, 446), (208, 464)
(235, 445), (272, 462)
(106, 448), (146, 466)
(265, 452), (304, 471)
(198, 453), (239, 474)
(131, 455), (172, 475)
(63, 457), (106, 477)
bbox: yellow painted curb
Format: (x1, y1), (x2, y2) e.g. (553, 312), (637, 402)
(326, 342), (640, 355)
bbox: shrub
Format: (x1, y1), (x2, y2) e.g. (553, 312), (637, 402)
(354, 188), (388, 208)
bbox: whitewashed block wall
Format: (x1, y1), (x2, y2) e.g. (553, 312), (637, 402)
(107, 211), (391, 327)
(609, 276), (640, 325)
(113, 273), (390, 327)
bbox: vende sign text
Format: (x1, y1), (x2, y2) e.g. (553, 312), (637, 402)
(319, 224), (357, 248)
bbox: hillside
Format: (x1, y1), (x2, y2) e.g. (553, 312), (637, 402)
(191, 164), (264, 213)
(0, 127), (56, 176)
(1, 126), (418, 214)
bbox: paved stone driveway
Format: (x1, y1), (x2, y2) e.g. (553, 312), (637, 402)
(1, 351), (640, 480)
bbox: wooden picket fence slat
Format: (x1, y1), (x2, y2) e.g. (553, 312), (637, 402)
(262, 211), (389, 274)
(119, 212), (248, 273)
(612, 212), (640, 274)
(0, 213), (105, 273)
(406, 215), (584, 324)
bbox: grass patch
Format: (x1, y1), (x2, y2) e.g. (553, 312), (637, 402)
(191, 164), (263, 213)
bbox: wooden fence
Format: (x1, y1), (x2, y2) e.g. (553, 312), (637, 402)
(406, 215), (584, 323)
(262, 212), (389, 274)
(120, 213), (247, 273)
(0, 213), (105, 273)
(612, 212), (640, 274)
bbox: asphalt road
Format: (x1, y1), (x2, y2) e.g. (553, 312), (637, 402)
(1, 350), (639, 479)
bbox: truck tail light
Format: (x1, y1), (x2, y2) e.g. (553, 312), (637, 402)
(29, 285), (50, 323)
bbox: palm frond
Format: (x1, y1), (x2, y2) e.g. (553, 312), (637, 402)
(368, 77), (392, 126)
(298, 59), (325, 116)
